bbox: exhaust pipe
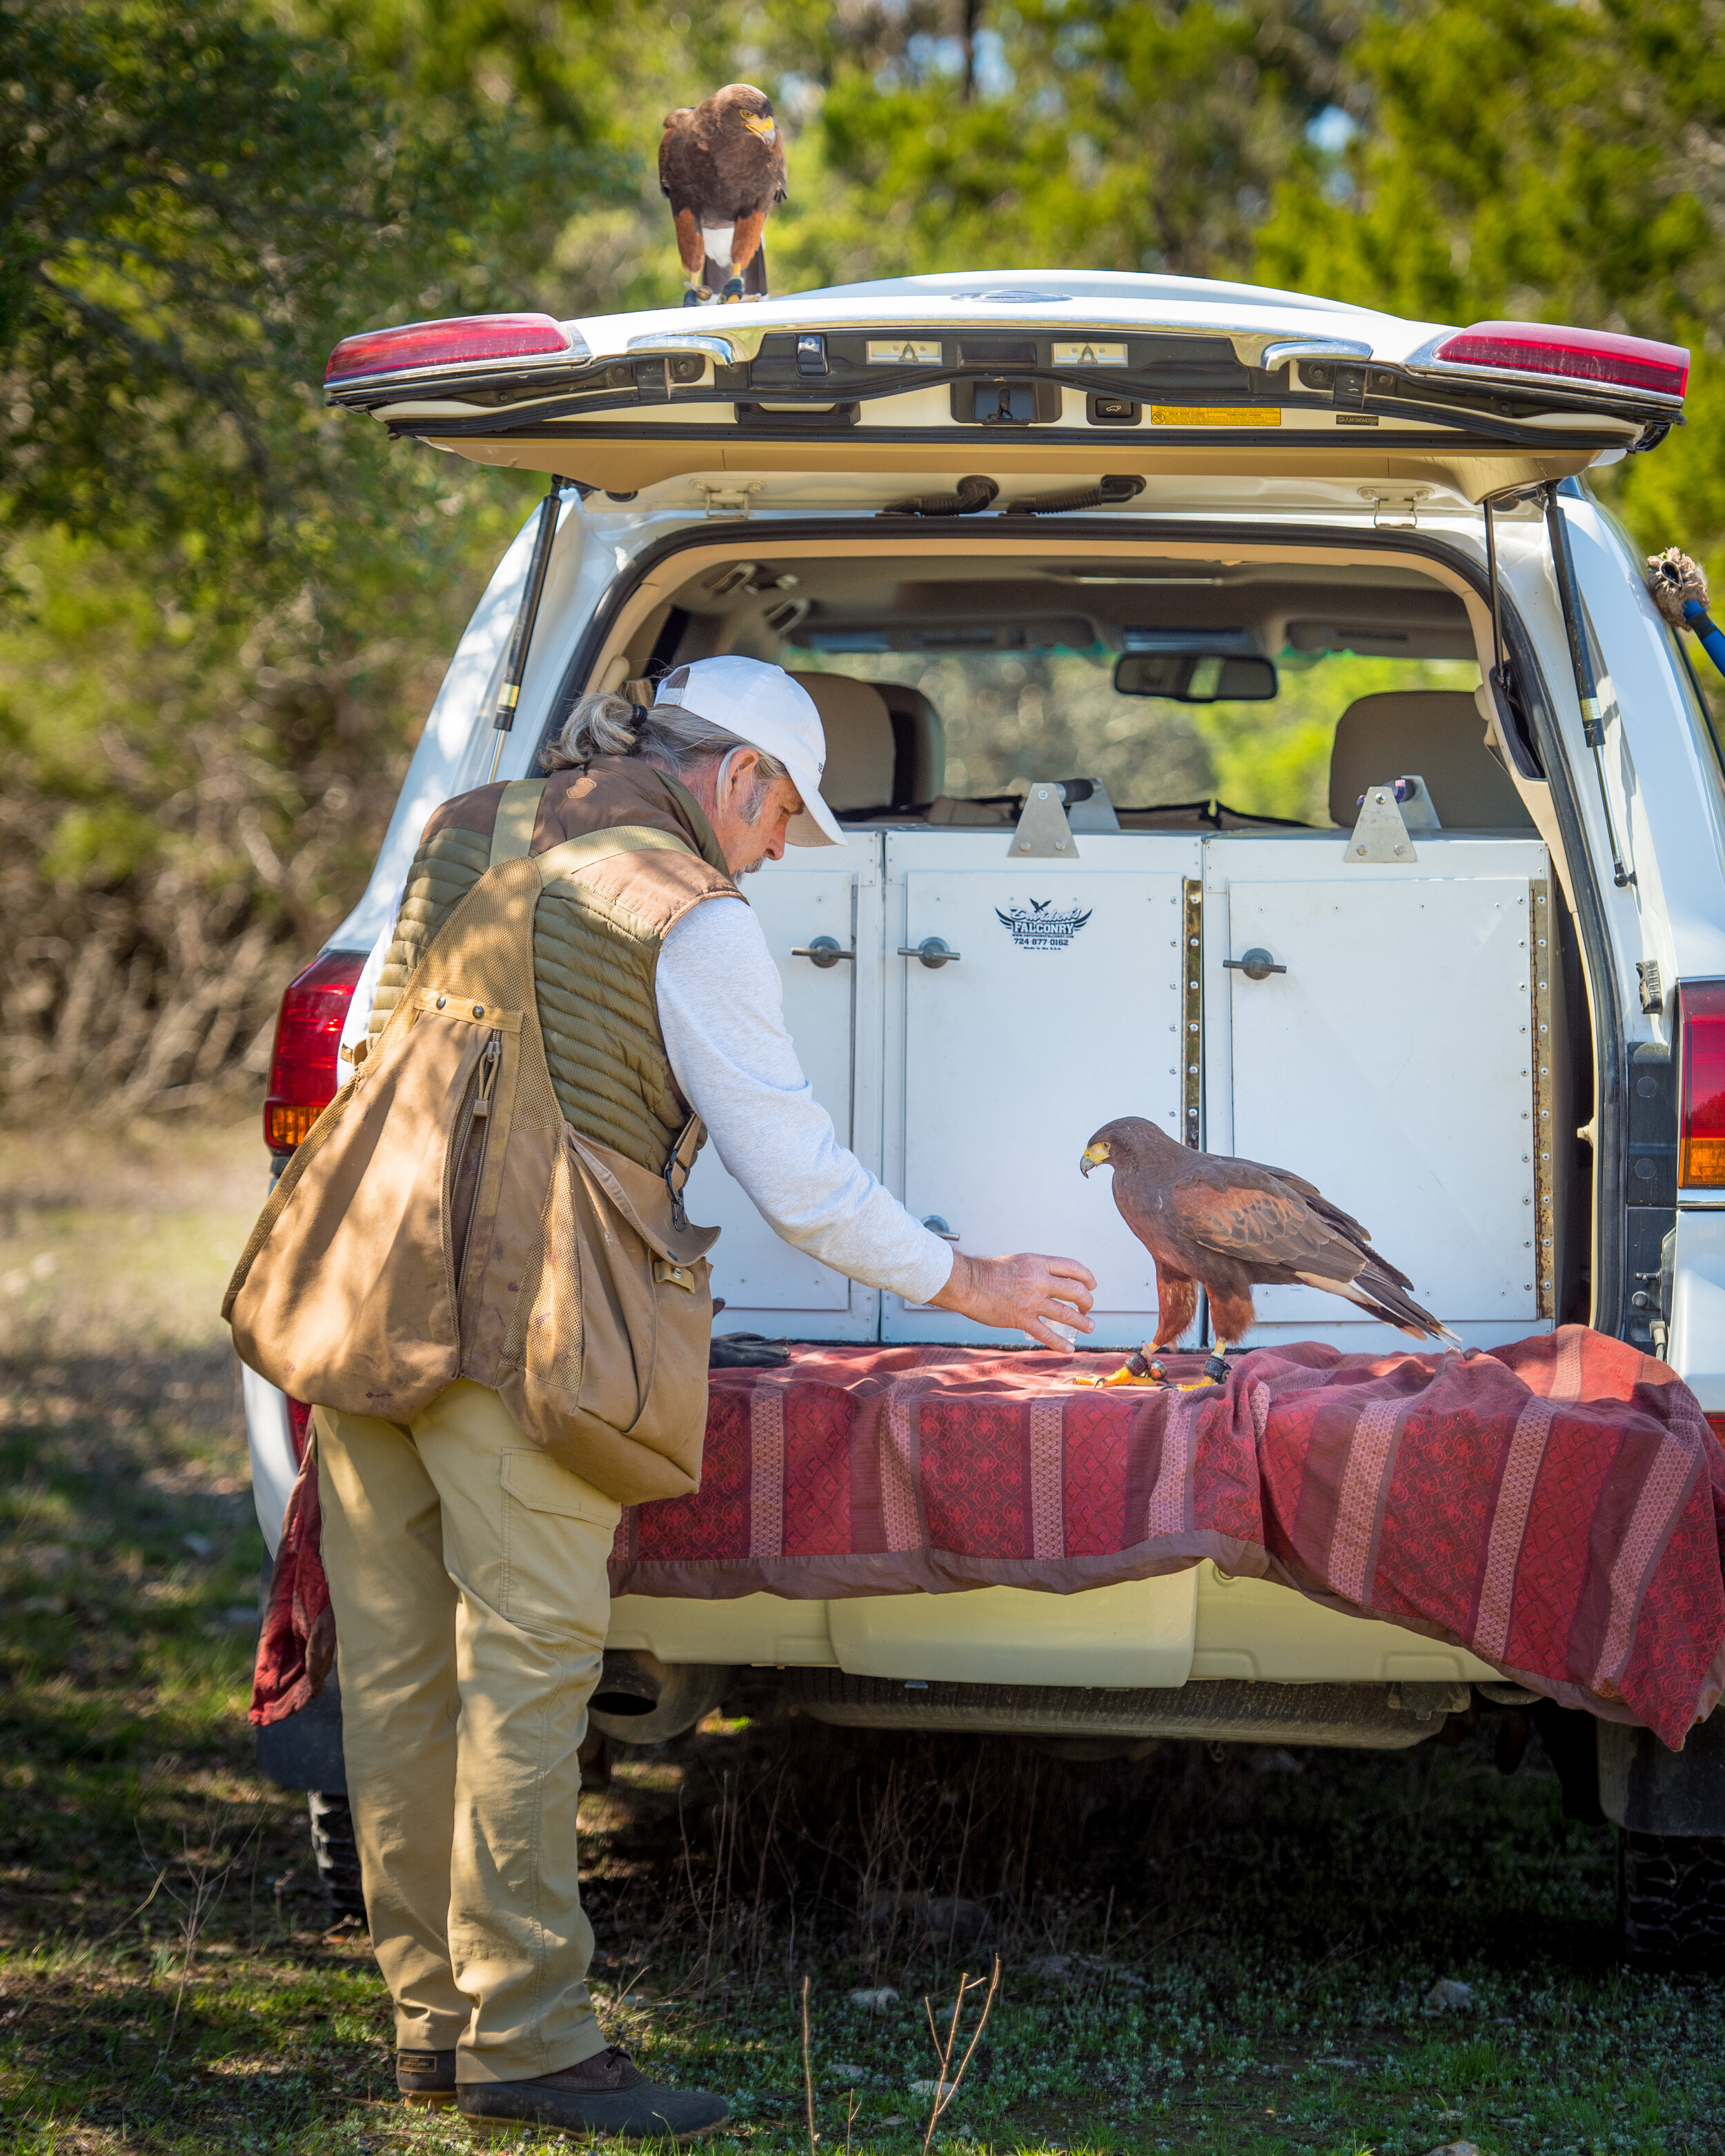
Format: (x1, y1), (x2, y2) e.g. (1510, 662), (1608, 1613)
(588, 1651), (737, 1745)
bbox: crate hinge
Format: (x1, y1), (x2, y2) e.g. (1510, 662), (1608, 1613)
(1182, 879), (1203, 1149)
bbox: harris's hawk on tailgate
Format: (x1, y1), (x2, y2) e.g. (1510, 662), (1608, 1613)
(659, 84), (787, 305)
(1081, 1115), (1455, 1379)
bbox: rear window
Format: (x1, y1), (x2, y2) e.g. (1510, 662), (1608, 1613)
(782, 642), (1481, 826)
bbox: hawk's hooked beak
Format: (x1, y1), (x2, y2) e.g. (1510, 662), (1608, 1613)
(742, 114), (777, 143)
(1081, 1140), (1110, 1178)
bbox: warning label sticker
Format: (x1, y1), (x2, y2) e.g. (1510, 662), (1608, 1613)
(1150, 406), (1280, 427)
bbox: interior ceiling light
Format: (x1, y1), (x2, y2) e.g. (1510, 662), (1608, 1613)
(1049, 564), (1236, 584)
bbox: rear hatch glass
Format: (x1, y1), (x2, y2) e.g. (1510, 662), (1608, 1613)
(785, 641), (1481, 827)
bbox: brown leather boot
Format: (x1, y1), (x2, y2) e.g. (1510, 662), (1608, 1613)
(397, 2047), (457, 2106)
(457, 2046), (730, 2139)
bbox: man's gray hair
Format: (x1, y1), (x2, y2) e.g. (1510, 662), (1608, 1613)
(544, 689), (789, 794)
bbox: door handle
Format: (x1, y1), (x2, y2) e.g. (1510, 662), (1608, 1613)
(791, 936), (854, 969)
(1223, 947), (1287, 982)
(898, 937), (961, 969)
(921, 1215), (960, 1242)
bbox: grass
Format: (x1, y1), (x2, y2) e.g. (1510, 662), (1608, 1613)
(2, 1111), (1723, 2154)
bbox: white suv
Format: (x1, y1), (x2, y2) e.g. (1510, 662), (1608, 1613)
(246, 270), (1724, 1966)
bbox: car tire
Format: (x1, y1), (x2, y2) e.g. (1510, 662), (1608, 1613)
(307, 1790), (367, 1923)
(1618, 1830), (1725, 1972)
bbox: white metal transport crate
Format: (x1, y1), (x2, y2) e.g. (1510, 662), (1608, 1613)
(690, 829), (1556, 1352)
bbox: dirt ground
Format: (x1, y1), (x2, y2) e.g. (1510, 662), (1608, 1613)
(1, 1112), (1721, 2155)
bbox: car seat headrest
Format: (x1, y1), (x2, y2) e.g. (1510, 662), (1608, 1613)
(871, 682), (947, 807)
(788, 671), (896, 812)
(1328, 690), (1533, 830)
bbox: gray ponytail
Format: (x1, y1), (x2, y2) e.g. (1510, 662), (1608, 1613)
(542, 691), (647, 769)
(544, 685), (789, 796)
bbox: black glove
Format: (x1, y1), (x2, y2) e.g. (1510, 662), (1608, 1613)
(709, 1332), (791, 1369)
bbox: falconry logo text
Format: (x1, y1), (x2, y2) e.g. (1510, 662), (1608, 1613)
(994, 900), (1094, 951)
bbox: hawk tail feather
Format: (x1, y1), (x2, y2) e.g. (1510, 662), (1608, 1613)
(1303, 1262), (1457, 1345)
(1350, 1262), (1459, 1346)
(1313, 1203), (1413, 1288)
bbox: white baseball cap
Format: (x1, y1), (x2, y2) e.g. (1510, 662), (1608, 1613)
(654, 657), (844, 847)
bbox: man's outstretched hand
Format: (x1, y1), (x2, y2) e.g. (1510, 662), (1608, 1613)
(929, 1250), (1097, 1351)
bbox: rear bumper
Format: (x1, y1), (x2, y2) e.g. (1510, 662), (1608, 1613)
(783, 1669), (1459, 1750)
(608, 1572), (1501, 1690)
(241, 1363), (298, 1557)
(1666, 1209), (1725, 1410)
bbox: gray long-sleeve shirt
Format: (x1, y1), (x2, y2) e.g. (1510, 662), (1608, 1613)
(658, 896), (952, 1304)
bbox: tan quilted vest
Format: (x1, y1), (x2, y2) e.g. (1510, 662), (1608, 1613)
(223, 775), (737, 1503)
(369, 760), (734, 1176)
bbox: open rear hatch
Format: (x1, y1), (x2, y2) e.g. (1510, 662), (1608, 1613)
(324, 272), (1687, 504)
(322, 275), (1687, 1353)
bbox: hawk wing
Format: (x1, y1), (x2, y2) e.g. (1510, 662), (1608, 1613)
(1207, 1147), (1375, 1250)
(658, 110), (698, 206)
(1164, 1169), (1448, 1339)
(1165, 1174), (1372, 1286)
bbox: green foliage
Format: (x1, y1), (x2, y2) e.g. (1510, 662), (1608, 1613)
(1616, 351), (1725, 613)
(0, 501), (541, 1099)
(3, 0), (1723, 1105)
(288, 0), (737, 142)
(1254, 0), (1725, 586)
(1257, 0), (1722, 330)
(771, 1), (1359, 290)
(0, 0), (598, 1102)
(1, 0), (595, 597)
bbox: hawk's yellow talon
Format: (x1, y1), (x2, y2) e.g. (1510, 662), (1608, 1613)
(1076, 1352), (1170, 1389)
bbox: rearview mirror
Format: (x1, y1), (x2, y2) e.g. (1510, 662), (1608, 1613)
(1112, 653), (1279, 702)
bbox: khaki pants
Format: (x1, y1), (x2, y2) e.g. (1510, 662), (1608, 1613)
(315, 1380), (620, 2084)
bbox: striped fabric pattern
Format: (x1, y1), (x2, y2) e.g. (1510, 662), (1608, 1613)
(255, 1328), (1725, 1750)
(610, 1327), (1725, 1750)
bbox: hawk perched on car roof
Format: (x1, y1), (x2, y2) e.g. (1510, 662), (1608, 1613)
(1082, 1115), (1456, 1378)
(659, 84), (787, 306)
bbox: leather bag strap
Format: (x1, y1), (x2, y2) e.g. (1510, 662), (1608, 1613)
(489, 778), (548, 868)
(663, 1111), (704, 1227)
(533, 824), (694, 890)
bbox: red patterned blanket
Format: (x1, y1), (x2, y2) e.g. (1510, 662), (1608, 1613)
(255, 1328), (1725, 1751)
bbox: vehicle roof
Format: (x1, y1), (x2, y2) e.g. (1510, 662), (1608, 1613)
(561, 267), (1450, 368)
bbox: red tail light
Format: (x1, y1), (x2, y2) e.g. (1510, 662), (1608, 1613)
(1431, 321), (1688, 400)
(1678, 980), (1725, 1187)
(264, 950), (365, 1154)
(326, 312), (571, 386)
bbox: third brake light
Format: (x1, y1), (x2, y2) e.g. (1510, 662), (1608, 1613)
(1428, 321), (1688, 401)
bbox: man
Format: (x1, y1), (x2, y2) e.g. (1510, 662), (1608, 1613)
(315, 657), (1096, 2137)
